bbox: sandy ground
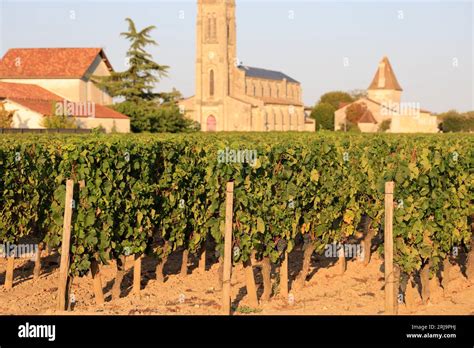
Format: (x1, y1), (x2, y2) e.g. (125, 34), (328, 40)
(0, 249), (473, 316)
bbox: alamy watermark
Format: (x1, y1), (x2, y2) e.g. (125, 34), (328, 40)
(54, 100), (96, 118)
(324, 243), (365, 261)
(217, 147), (258, 167)
(0, 243), (39, 260)
(381, 101), (420, 117)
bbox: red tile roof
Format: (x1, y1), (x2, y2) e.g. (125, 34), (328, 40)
(0, 82), (128, 119)
(8, 98), (57, 116)
(358, 109), (377, 124)
(92, 104), (129, 119)
(0, 48), (113, 79)
(0, 81), (62, 100)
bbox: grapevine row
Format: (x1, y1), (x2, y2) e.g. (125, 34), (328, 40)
(0, 133), (472, 279)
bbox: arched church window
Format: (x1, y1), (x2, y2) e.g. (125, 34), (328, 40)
(210, 70), (215, 97)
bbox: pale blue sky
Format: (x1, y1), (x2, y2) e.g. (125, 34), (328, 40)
(0, 0), (472, 112)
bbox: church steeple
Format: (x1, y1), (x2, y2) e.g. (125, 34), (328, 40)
(367, 56), (403, 105)
(368, 56), (403, 91)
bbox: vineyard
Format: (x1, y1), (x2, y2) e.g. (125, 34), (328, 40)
(0, 132), (473, 314)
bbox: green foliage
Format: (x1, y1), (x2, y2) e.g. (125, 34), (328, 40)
(0, 133), (472, 278)
(0, 101), (15, 128)
(40, 115), (78, 129)
(349, 89), (368, 100)
(310, 103), (335, 130)
(93, 18), (193, 133)
(345, 102), (367, 125)
(438, 110), (474, 133)
(311, 91), (356, 132)
(92, 126), (106, 135)
(318, 91), (354, 110)
(93, 18), (168, 102)
(378, 119), (391, 133)
(347, 123), (361, 132)
(112, 100), (197, 133)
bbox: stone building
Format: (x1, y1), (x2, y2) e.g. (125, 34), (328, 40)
(0, 48), (130, 132)
(180, 0), (315, 132)
(334, 56), (438, 133)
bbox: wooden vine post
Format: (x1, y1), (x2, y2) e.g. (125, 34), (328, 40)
(384, 181), (397, 315)
(57, 179), (74, 311)
(466, 234), (474, 283)
(222, 181), (234, 315)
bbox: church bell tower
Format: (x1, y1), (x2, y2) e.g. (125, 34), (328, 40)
(195, 0), (237, 131)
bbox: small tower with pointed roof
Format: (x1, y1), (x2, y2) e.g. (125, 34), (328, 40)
(367, 56), (403, 106)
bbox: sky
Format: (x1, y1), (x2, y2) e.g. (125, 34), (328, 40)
(0, 0), (472, 113)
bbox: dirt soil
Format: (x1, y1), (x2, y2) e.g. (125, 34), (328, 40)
(1, 250), (473, 315)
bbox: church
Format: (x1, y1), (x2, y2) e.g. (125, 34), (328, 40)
(179, 0), (315, 132)
(334, 56), (438, 133)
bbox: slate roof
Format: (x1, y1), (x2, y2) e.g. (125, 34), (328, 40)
(0, 82), (128, 119)
(0, 48), (113, 79)
(239, 65), (299, 84)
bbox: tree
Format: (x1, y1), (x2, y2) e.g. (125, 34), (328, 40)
(345, 102), (367, 125)
(94, 18), (168, 103)
(464, 111), (474, 118)
(93, 18), (196, 133)
(349, 89), (368, 100)
(114, 100), (198, 133)
(0, 101), (15, 128)
(378, 119), (391, 132)
(319, 91), (354, 110)
(310, 102), (335, 130)
(40, 115), (78, 129)
(438, 110), (474, 132)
